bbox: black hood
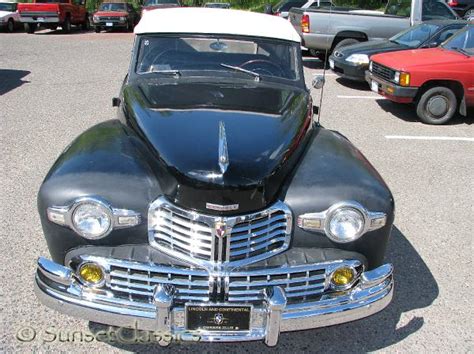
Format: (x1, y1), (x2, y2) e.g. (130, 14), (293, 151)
(334, 40), (407, 58)
(122, 79), (311, 214)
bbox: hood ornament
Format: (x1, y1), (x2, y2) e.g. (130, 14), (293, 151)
(218, 121), (229, 174)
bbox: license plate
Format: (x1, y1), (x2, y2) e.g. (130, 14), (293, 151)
(185, 304), (251, 331)
(106, 22), (113, 27)
(329, 59), (335, 70)
(37, 17), (44, 22)
(371, 80), (379, 93)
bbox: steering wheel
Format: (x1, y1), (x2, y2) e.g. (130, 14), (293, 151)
(239, 59), (285, 77)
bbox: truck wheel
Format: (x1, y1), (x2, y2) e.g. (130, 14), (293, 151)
(94, 26), (101, 33)
(7, 18), (14, 33)
(25, 23), (36, 34)
(333, 38), (360, 51)
(62, 17), (71, 34)
(81, 15), (90, 31)
(416, 86), (457, 125)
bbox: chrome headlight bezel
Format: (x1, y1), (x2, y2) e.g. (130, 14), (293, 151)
(297, 201), (387, 243)
(47, 196), (141, 239)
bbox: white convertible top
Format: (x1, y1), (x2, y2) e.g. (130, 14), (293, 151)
(134, 8), (301, 43)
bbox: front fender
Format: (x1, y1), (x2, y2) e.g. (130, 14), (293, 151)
(38, 120), (162, 264)
(282, 127), (395, 269)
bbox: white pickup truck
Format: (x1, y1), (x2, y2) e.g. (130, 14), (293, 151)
(289, 0), (459, 57)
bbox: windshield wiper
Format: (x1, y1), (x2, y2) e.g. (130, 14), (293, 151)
(147, 68), (182, 78)
(450, 47), (470, 57)
(220, 63), (261, 82)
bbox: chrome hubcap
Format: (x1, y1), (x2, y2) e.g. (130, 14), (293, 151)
(427, 95), (449, 117)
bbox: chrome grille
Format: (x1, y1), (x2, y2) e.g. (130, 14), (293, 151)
(79, 256), (362, 306)
(148, 197), (292, 267)
(371, 62), (396, 82)
(98, 16), (122, 22)
(106, 262), (210, 304)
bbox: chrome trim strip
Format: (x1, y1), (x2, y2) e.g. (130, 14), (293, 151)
(35, 257), (393, 345)
(218, 121), (229, 174)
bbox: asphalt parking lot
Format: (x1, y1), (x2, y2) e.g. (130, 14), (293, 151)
(1, 30), (473, 353)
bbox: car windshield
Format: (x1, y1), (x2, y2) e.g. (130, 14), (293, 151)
(441, 26), (474, 55)
(0, 3), (16, 11)
(144, 0), (179, 5)
(99, 3), (127, 11)
(136, 35), (301, 82)
(390, 23), (440, 47)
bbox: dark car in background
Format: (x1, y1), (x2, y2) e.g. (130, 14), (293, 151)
(329, 20), (467, 82)
(446, 0), (473, 17)
(92, 2), (139, 32)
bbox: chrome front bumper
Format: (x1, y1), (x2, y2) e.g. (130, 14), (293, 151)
(35, 257), (393, 346)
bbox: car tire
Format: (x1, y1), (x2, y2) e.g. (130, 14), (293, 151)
(94, 26), (101, 33)
(81, 15), (90, 31)
(416, 86), (458, 125)
(7, 18), (14, 33)
(62, 16), (71, 34)
(333, 38), (360, 51)
(25, 23), (36, 34)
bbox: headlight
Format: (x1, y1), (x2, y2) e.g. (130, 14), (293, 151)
(369, 61), (373, 72)
(72, 200), (112, 239)
(119, 16), (126, 21)
(327, 207), (365, 242)
(297, 201), (387, 243)
(93, 15), (99, 22)
(345, 54), (369, 65)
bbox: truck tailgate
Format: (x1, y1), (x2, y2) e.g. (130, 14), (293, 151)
(288, 8), (304, 36)
(18, 3), (59, 15)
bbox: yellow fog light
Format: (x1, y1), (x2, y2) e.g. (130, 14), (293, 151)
(78, 263), (105, 287)
(330, 267), (356, 290)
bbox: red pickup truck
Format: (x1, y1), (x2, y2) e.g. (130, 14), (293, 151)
(366, 25), (474, 124)
(18, 0), (89, 34)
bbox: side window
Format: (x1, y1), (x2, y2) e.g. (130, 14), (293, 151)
(432, 26), (464, 45)
(422, 1), (457, 20)
(72, 0), (81, 5)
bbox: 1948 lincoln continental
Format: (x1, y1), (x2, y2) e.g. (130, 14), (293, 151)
(35, 8), (394, 346)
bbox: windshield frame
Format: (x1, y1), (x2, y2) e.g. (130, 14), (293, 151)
(129, 33), (305, 88)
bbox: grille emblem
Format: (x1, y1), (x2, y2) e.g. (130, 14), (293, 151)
(214, 313), (224, 325)
(218, 121), (229, 174)
(215, 221), (227, 238)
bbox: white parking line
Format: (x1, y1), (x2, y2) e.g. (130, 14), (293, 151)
(337, 95), (383, 99)
(385, 135), (474, 142)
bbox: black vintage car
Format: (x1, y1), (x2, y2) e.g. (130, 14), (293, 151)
(35, 8), (394, 346)
(329, 20), (467, 82)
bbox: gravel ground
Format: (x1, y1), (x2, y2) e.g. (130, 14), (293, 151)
(1, 29), (473, 353)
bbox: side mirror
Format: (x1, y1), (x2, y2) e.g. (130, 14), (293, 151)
(312, 75), (325, 89)
(421, 41), (438, 49)
(112, 97), (121, 107)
